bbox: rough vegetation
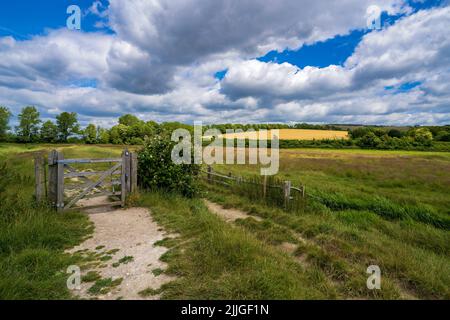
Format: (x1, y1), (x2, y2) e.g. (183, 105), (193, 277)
(0, 143), (449, 300)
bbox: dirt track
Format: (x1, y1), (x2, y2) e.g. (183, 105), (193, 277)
(67, 197), (175, 300)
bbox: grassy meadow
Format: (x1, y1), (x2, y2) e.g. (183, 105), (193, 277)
(0, 143), (449, 299)
(209, 148), (450, 298)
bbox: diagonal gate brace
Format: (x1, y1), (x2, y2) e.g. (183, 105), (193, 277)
(65, 162), (122, 210)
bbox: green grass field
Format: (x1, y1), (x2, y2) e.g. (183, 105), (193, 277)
(209, 148), (450, 299)
(0, 143), (449, 299)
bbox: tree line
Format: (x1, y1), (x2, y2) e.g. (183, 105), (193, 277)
(1, 105), (449, 150)
(0, 106), (193, 144)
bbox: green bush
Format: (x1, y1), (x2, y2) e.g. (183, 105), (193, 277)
(138, 134), (200, 197)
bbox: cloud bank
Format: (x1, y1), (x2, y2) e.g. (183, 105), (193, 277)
(0, 0), (449, 126)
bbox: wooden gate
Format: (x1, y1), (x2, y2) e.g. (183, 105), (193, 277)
(34, 149), (137, 211)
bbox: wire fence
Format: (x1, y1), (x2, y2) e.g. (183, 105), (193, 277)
(201, 166), (306, 212)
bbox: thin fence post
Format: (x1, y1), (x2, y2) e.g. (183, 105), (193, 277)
(121, 150), (128, 207)
(48, 150), (58, 208)
(34, 154), (45, 203)
(56, 152), (65, 212)
(284, 180), (291, 209)
(130, 152), (138, 193)
(263, 175), (267, 200)
(302, 185), (305, 198)
(125, 149), (131, 193)
(207, 166), (212, 183)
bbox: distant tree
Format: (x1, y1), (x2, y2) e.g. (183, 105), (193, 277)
(435, 130), (450, 142)
(97, 127), (110, 144)
(387, 129), (403, 138)
(40, 120), (58, 143)
(83, 124), (97, 144)
(16, 106), (41, 142)
(159, 122), (193, 135)
(119, 114), (141, 127)
(350, 127), (372, 139)
(56, 112), (79, 142)
(109, 124), (128, 144)
(410, 128), (433, 146)
(357, 132), (382, 148)
(0, 106), (12, 140)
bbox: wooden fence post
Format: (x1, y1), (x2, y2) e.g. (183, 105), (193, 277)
(263, 175), (267, 200)
(284, 180), (291, 209)
(125, 149), (131, 193)
(207, 166), (212, 183)
(121, 149), (129, 207)
(56, 152), (65, 212)
(130, 152), (138, 193)
(48, 150), (58, 208)
(34, 154), (45, 203)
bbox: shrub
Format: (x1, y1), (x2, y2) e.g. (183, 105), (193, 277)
(387, 129), (404, 138)
(357, 132), (382, 148)
(435, 130), (450, 142)
(409, 128), (433, 146)
(137, 134), (200, 197)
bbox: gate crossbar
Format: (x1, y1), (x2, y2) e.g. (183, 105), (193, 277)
(65, 162), (123, 210)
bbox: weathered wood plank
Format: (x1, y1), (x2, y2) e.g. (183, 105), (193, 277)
(121, 150), (128, 207)
(125, 150), (131, 193)
(207, 166), (212, 183)
(64, 170), (121, 178)
(65, 162), (122, 210)
(48, 150), (58, 207)
(130, 152), (138, 193)
(263, 175), (267, 200)
(34, 154), (45, 202)
(57, 159), (122, 164)
(57, 152), (65, 212)
(64, 164), (91, 185)
(283, 180), (291, 209)
(66, 179), (122, 191)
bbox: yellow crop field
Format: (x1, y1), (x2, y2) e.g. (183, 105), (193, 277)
(208, 129), (349, 141)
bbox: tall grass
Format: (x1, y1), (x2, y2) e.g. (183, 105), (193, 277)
(205, 186), (450, 299)
(138, 191), (338, 299)
(0, 148), (91, 299)
(202, 170), (306, 212)
(310, 190), (450, 230)
(207, 148), (450, 299)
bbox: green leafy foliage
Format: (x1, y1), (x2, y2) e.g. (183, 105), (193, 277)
(56, 112), (79, 142)
(16, 106), (41, 143)
(138, 134), (200, 197)
(0, 106), (11, 141)
(40, 121), (58, 143)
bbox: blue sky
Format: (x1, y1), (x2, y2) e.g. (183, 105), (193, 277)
(0, 0), (449, 127)
(0, 1), (110, 38)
